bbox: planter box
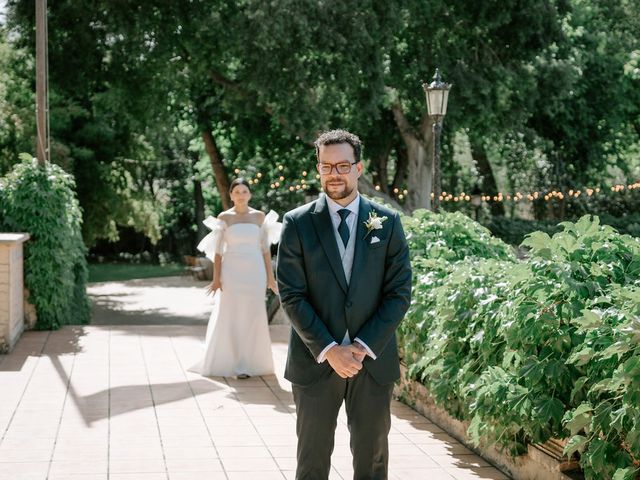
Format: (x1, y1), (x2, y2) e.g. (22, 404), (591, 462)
(0, 233), (30, 353)
(394, 364), (582, 480)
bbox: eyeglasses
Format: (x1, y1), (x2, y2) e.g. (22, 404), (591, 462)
(316, 161), (357, 175)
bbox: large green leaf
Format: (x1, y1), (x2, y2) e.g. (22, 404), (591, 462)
(565, 403), (593, 435)
(563, 434), (588, 458)
(612, 467), (637, 480)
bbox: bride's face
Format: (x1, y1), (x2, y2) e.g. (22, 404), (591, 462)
(230, 184), (251, 207)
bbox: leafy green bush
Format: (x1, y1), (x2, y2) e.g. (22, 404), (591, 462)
(483, 216), (561, 246)
(0, 156), (90, 328)
(485, 214), (640, 247)
(401, 214), (640, 479)
(403, 209), (514, 263)
(399, 210), (515, 417)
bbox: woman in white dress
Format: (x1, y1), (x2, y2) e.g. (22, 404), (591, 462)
(191, 178), (281, 378)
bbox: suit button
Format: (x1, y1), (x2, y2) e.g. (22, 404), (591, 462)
(346, 301), (353, 308)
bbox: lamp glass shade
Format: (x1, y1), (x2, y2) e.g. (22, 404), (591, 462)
(426, 87), (450, 116)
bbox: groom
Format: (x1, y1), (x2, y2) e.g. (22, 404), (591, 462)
(277, 129), (412, 480)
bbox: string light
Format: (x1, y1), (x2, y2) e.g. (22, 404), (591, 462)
(421, 181), (640, 204)
(232, 167), (640, 203)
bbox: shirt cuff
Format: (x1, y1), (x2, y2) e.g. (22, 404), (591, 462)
(317, 342), (338, 363)
(354, 338), (377, 360)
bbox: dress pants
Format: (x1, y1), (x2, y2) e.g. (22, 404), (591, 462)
(292, 368), (394, 480)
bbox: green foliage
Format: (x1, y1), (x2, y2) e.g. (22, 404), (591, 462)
(484, 216), (562, 246)
(0, 157), (90, 329)
(0, 29), (33, 174)
(526, 0), (640, 186)
(3, 0), (639, 257)
(401, 214), (640, 477)
(402, 209), (514, 263)
(399, 210), (515, 417)
(485, 212), (640, 246)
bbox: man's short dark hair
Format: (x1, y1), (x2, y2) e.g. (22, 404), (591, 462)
(314, 129), (362, 163)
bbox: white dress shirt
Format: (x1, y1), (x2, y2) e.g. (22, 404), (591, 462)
(317, 194), (376, 363)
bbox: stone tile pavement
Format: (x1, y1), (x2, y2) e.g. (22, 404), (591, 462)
(0, 277), (509, 480)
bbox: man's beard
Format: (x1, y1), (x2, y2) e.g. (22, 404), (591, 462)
(322, 181), (353, 200)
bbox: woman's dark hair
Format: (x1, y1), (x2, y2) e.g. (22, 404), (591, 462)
(229, 177), (251, 193)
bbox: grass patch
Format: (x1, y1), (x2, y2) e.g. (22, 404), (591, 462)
(88, 263), (185, 283)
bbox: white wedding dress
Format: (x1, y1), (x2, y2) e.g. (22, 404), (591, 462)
(190, 211), (281, 377)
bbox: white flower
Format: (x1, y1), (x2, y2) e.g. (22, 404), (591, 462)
(363, 211), (388, 239)
(369, 217), (384, 229)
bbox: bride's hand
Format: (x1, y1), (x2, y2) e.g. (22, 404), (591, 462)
(206, 279), (222, 296)
(268, 278), (279, 295)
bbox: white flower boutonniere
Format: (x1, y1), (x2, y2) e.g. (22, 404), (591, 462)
(363, 211), (388, 239)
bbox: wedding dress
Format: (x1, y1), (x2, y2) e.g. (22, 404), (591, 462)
(190, 211), (281, 377)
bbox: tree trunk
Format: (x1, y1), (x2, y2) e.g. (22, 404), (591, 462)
(391, 101), (433, 212)
(391, 141), (408, 195)
(370, 136), (393, 194)
(202, 129), (231, 210)
(470, 141), (504, 216)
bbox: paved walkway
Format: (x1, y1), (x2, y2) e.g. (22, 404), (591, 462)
(0, 276), (509, 480)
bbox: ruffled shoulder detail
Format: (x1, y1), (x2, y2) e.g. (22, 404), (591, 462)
(261, 210), (282, 245)
(197, 216), (227, 259)
(202, 216), (225, 232)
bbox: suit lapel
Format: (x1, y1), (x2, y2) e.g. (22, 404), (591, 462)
(310, 196), (348, 293)
(347, 196), (372, 296)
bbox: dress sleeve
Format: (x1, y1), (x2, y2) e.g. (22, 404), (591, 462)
(260, 210), (283, 252)
(196, 216), (226, 260)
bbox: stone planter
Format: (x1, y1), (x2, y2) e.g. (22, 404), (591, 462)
(394, 364), (582, 480)
(0, 233), (30, 353)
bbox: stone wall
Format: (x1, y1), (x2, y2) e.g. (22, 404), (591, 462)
(0, 233), (30, 353)
(394, 364), (581, 480)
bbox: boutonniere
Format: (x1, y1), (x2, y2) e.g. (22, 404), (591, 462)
(363, 211), (388, 239)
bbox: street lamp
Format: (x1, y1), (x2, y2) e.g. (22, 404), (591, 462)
(423, 68), (451, 213)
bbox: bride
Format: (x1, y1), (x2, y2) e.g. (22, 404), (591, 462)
(190, 177), (281, 378)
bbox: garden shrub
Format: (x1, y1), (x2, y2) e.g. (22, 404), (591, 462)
(483, 216), (561, 246)
(0, 156), (90, 328)
(401, 213), (640, 479)
(403, 209), (514, 263)
(399, 210), (515, 417)
(485, 214), (640, 247)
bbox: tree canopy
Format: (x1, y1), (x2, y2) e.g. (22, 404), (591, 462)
(1, 0), (638, 254)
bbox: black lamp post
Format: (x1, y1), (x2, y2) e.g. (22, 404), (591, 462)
(423, 69), (451, 213)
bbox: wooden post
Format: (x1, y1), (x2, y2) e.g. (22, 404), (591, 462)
(35, 0), (49, 165)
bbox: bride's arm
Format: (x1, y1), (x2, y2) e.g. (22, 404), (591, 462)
(263, 251), (278, 294)
(206, 253), (223, 295)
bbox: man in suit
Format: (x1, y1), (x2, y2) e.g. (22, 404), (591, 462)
(277, 129), (412, 480)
